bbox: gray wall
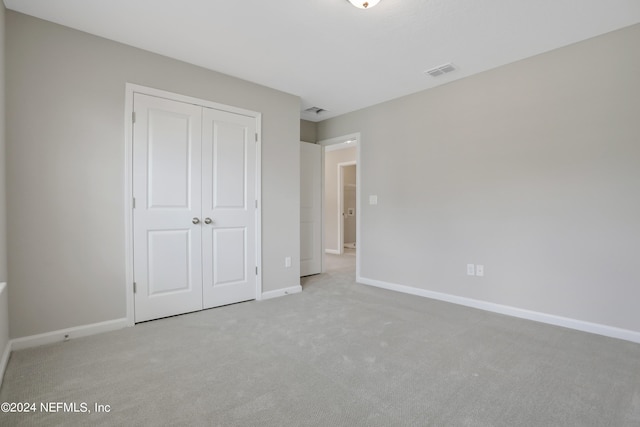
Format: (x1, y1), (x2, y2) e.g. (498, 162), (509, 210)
(300, 120), (317, 143)
(317, 24), (640, 333)
(0, 3), (9, 359)
(6, 12), (301, 338)
(324, 147), (356, 252)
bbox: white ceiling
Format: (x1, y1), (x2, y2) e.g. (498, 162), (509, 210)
(5, 0), (640, 121)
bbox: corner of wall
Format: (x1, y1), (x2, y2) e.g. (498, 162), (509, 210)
(300, 119), (318, 143)
(0, 283), (10, 387)
(0, 2), (11, 388)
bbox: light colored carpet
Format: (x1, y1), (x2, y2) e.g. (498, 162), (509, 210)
(1, 254), (639, 426)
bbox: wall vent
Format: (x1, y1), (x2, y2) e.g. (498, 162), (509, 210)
(304, 106), (327, 115)
(424, 63), (456, 77)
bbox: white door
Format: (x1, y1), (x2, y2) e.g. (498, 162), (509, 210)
(133, 94), (204, 322)
(201, 108), (257, 308)
(300, 142), (322, 276)
(133, 93), (259, 322)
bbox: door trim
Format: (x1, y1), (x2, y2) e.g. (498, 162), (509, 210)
(317, 133), (361, 279)
(124, 83), (262, 326)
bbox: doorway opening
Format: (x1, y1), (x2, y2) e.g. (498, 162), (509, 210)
(319, 134), (360, 277)
(338, 162), (357, 255)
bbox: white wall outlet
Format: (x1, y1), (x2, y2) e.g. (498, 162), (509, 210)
(369, 195), (378, 205)
(285, 257), (292, 268)
(476, 265), (484, 277)
(467, 264), (475, 276)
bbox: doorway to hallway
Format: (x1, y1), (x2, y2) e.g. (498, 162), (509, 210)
(319, 134), (360, 276)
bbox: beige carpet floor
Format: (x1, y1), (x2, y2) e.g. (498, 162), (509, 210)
(1, 253), (639, 426)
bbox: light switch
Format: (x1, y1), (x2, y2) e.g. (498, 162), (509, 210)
(369, 195), (378, 205)
(476, 265), (484, 277)
(467, 264), (475, 276)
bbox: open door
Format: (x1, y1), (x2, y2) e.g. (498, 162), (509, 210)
(300, 141), (322, 276)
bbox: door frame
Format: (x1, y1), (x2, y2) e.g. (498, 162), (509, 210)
(124, 83), (263, 326)
(318, 133), (361, 279)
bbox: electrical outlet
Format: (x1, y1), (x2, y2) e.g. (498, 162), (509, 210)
(467, 264), (475, 276)
(285, 257), (292, 268)
(369, 195), (378, 205)
(476, 265), (484, 277)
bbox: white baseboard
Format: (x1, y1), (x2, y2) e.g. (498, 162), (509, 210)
(325, 249), (340, 255)
(261, 285), (302, 301)
(10, 318), (131, 351)
(358, 276), (640, 344)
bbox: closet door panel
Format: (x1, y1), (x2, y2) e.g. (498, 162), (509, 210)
(202, 108), (257, 308)
(132, 90), (260, 321)
(132, 93), (203, 322)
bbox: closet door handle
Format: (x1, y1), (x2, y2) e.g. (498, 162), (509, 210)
(192, 217), (200, 224)
(204, 218), (213, 225)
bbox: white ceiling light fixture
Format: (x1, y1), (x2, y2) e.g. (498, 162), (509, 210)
(347, 0), (380, 9)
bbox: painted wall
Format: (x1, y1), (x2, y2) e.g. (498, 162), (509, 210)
(0, 0), (6, 284)
(343, 165), (356, 186)
(324, 147), (356, 253)
(300, 120), (317, 143)
(0, 3), (10, 373)
(317, 24), (640, 333)
(6, 12), (301, 338)
(0, 284), (7, 383)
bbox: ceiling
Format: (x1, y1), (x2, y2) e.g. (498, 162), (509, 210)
(5, 0), (640, 122)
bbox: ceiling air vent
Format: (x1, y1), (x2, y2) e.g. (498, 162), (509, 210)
(304, 106), (327, 115)
(424, 63), (456, 78)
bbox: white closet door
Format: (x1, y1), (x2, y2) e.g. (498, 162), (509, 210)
(133, 93), (204, 322)
(300, 142), (322, 276)
(201, 107), (257, 308)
